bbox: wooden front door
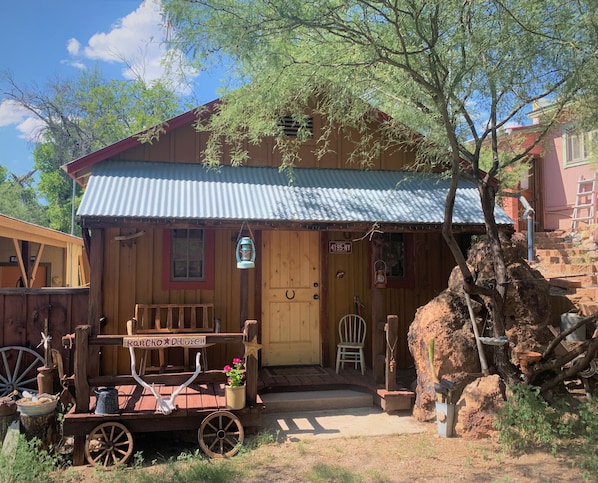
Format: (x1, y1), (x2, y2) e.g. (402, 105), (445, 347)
(261, 231), (320, 366)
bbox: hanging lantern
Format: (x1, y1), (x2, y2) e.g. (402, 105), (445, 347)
(374, 260), (387, 288)
(235, 221), (256, 269)
(236, 236), (256, 269)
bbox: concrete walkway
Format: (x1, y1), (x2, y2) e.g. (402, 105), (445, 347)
(262, 406), (429, 441)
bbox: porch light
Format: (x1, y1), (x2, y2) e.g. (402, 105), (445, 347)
(236, 222), (256, 269)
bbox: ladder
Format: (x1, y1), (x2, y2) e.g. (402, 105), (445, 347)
(572, 176), (597, 230)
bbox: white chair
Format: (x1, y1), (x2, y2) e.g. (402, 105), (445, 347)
(335, 314), (367, 375)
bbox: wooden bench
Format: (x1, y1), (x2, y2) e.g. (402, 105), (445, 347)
(127, 304), (217, 374)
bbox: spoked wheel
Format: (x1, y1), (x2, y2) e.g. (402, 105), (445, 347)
(0, 346), (45, 397)
(198, 410), (244, 458)
(85, 422), (134, 467)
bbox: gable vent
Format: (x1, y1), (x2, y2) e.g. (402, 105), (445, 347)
(278, 115), (314, 138)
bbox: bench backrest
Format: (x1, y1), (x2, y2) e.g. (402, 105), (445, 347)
(134, 304), (215, 333)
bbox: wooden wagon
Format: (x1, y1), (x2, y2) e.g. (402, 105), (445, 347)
(61, 320), (264, 467)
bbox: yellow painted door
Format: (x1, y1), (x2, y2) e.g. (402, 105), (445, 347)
(262, 231), (320, 366)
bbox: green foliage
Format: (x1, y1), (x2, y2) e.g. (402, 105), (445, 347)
(495, 384), (571, 454)
(2, 68), (182, 233)
(0, 169), (49, 226)
(496, 384), (598, 480)
(164, 0), (595, 175)
(0, 435), (62, 483)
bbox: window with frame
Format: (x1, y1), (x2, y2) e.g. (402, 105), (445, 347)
(162, 229), (214, 290)
(372, 233), (414, 288)
(564, 125), (595, 166)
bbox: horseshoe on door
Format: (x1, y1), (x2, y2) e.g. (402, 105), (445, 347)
(285, 289), (296, 300)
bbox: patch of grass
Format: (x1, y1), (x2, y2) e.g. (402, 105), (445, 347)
(306, 463), (361, 482)
(413, 434), (436, 458)
(364, 469), (393, 483)
(0, 435), (64, 483)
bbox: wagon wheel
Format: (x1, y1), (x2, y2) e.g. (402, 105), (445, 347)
(198, 410), (245, 458)
(85, 421), (134, 467)
(0, 346), (45, 397)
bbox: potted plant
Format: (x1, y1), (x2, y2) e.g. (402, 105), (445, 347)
(224, 358), (246, 410)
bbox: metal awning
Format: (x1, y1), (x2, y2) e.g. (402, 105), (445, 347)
(77, 161), (513, 227)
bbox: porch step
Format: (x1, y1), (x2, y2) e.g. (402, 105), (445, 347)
(261, 390), (373, 413)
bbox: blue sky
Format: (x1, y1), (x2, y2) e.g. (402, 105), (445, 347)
(0, 0), (223, 177)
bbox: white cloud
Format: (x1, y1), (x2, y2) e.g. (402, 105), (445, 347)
(16, 116), (46, 143)
(67, 0), (196, 92)
(0, 100), (30, 127)
(67, 38), (80, 56)
(0, 100), (45, 142)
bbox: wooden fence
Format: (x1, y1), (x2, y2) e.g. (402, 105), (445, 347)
(0, 287), (89, 376)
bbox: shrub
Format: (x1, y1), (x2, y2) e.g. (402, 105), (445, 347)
(496, 383), (598, 481)
(0, 435), (62, 483)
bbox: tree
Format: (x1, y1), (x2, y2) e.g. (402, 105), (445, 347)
(163, 0), (597, 383)
(1, 68), (183, 233)
(0, 168), (48, 226)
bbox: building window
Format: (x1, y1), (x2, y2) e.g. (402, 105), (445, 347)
(372, 233), (414, 288)
(564, 125), (595, 166)
(171, 229), (205, 281)
(162, 229), (215, 290)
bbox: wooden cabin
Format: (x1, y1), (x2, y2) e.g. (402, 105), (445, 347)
(64, 101), (513, 381)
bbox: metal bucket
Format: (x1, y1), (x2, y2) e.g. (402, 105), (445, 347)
(94, 387), (119, 415)
(560, 313), (586, 341)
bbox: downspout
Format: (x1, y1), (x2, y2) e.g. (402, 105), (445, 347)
(503, 192), (535, 262)
(518, 194), (535, 262)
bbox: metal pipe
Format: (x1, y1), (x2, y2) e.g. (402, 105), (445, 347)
(503, 192), (535, 261)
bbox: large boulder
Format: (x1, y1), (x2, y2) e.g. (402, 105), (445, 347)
(407, 290), (480, 421)
(454, 374), (505, 439)
(408, 233), (552, 422)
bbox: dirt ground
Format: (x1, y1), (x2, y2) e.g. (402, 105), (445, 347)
(63, 423), (591, 482)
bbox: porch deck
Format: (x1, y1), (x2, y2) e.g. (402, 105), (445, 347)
(257, 366), (416, 412)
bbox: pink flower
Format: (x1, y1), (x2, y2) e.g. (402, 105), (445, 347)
(233, 357), (242, 364)
(223, 365), (232, 372)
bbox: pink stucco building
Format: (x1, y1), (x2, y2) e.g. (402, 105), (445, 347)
(502, 104), (596, 232)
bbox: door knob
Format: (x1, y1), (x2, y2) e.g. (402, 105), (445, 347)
(313, 294), (319, 300)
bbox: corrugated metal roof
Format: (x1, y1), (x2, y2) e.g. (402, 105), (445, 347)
(77, 161), (513, 226)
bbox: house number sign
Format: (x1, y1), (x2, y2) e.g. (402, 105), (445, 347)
(329, 241), (352, 254)
(123, 335), (207, 348)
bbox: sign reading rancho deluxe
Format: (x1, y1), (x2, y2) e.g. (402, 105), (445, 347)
(123, 335), (207, 348)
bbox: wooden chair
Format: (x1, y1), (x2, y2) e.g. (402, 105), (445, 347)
(335, 314), (367, 375)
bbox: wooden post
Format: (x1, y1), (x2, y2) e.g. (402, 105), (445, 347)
(73, 324), (91, 466)
(74, 325), (91, 413)
(243, 320), (258, 406)
(240, 270), (248, 332)
(88, 228), (104, 378)
(372, 287), (385, 384)
(385, 315), (399, 391)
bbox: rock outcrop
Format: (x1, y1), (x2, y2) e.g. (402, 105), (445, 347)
(408, 234), (552, 427)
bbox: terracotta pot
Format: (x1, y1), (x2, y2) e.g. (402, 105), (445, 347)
(225, 385), (246, 410)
